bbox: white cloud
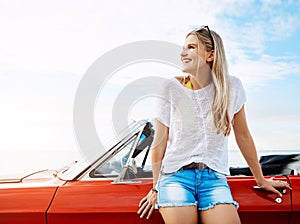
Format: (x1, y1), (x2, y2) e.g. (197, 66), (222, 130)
(0, 0), (298, 79)
(216, 2), (300, 85)
(230, 54), (300, 85)
(0, 0), (216, 74)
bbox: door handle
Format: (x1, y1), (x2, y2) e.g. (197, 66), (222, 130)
(253, 186), (286, 204)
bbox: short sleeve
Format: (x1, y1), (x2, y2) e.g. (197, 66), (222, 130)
(233, 77), (246, 114)
(155, 81), (172, 127)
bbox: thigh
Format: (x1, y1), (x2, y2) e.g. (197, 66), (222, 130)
(157, 169), (197, 208)
(200, 204), (240, 224)
(160, 206), (198, 224)
(197, 169), (239, 210)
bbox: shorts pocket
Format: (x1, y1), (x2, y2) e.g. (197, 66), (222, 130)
(211, 170), (227, 180)
(158, 168), (185, 184)
(160, 167), (183, 176)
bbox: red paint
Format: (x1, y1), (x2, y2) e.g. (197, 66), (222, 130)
(288, 175), (300, 224)
(0, 172), (297, 224)
(0, 186), (58, 224)
(228, 176), (291, 224)
(47, 179), (164, 224)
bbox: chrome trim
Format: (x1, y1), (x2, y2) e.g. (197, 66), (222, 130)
(112, 127), (144, 184)
(0, 169), (48, 184)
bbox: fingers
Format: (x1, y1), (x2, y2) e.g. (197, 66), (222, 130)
(262, 178), (292, 197)
(277, 180), (292, 190)
(141, 202), (154, 219)
(138, 196), (147, 207)
(146, 206), (155, 219)
(137, 200), (155, 219)
(137, 199), (148, 215)
(287, 184), (293, 190)
(268, 178), (292, 190)
(137, 191), (157, 220)
(270, 187), (282, 197)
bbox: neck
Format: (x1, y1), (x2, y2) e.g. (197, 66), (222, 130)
(189, 70), (212, 90)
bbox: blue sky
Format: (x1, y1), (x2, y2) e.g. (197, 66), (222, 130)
(0, 0), (299, 174)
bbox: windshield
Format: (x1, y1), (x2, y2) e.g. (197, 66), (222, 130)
(90, 122), (154, 179)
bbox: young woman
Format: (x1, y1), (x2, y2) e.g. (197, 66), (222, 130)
(137, 26), (291, 224)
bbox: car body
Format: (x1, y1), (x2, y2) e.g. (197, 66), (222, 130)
(0, 120), (299, 224)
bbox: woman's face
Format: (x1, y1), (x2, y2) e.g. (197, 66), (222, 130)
(181, 34), (210, 75)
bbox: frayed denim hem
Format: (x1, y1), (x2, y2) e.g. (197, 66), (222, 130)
(156, 202), (197, 209)
(199, 201), (239, 211)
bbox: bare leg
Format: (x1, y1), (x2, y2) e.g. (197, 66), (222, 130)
(159, 206), (198, 224)
(200, 204), (241, 224)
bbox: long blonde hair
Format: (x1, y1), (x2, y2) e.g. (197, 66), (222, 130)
(187, 28), (231, 136)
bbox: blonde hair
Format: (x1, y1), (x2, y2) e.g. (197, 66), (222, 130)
(187, 28), (231, 136)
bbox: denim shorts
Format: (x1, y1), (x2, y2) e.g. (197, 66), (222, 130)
(156, 167), (239, 211)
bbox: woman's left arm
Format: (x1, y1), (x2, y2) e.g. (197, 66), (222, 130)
(232, 106), (291, 196)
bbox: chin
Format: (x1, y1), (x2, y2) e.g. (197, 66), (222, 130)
(182, 66), (190, 73)
(182, 67), (194, 75)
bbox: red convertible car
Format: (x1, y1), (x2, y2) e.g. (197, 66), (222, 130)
(0, 120), (299, 224)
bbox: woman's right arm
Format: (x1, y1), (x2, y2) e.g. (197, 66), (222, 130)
(137, 120), (169, 219)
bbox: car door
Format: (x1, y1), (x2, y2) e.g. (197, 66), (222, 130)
(288, 175), (300, 224)
(0, 185), (58, 224)
(228, 176), (292, 224)
(47, 178), (164, 224)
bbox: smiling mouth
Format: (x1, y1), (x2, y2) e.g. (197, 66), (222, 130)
(182, 58), (192, 63)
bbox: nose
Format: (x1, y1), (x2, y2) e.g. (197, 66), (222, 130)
(180, 48), (187, 58)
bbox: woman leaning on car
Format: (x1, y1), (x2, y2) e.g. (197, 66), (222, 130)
(137, 26), (291, 224)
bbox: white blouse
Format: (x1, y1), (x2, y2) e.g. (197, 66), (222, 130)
(156, 75), (246, 175)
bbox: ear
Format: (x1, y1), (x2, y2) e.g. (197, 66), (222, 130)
(206, 50), (214, 63)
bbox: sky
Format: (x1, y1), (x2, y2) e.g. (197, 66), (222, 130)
(0, 0), (299, 175)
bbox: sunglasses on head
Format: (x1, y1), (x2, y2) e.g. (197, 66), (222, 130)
(194, 25), (215, 50)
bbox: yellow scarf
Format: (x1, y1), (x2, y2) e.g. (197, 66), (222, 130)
(184, 80), (193, 90)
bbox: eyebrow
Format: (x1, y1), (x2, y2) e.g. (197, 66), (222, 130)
(183, 43), (198, 49)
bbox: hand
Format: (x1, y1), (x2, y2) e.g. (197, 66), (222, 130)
(137, 189), (158, 219)
(257, 177), (292, 197)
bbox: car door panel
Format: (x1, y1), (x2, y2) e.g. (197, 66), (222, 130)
(228, 176), (291, 224)
(0, 186), (58, 224)
(288, 175), (300, 224)
(47, 179), (164, 224)
(48, 176), (292, 224)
